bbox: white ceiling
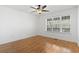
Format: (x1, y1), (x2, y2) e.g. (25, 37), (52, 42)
(4, 5), (77, 14)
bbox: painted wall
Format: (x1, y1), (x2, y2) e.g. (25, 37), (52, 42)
(0, 6), (78, 45)
(0, 6), (39, 44)
(39, 7), (78, 42)
(77, 6), (79, 45)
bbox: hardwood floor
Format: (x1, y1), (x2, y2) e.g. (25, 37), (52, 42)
(0, 35), (79, 53)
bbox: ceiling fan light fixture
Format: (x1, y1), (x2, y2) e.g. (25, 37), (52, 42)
(31, 5), (49, 14)
(36, 10), (42, 14)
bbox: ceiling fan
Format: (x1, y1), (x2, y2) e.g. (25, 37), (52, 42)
(31, 5), (49, 14)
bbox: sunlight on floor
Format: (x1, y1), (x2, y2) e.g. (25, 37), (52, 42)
(44, 42), (72, 53)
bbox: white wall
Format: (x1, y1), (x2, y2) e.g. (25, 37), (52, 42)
(0, 6), (78, 45)
(77, 6), (79, 46)
(0, 6), (39, 44)
(39, 7), (78, 42)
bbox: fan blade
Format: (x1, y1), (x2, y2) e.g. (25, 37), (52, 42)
(42, 5), (47, 9)
(42, 10), (49, 12)
(37, 5), (41, 9)
(32, 11), (36, 12)
(31, 7), (36, 9)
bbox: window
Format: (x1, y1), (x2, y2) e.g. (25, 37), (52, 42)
(61, 16), (70, 32)
(47, 18), (52, 32)
(47, 16), (70, 33)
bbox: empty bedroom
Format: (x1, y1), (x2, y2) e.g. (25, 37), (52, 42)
(0, 5), (79, 53)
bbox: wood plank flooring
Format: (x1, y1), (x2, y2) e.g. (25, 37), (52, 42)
(0, 35), (79, 53)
